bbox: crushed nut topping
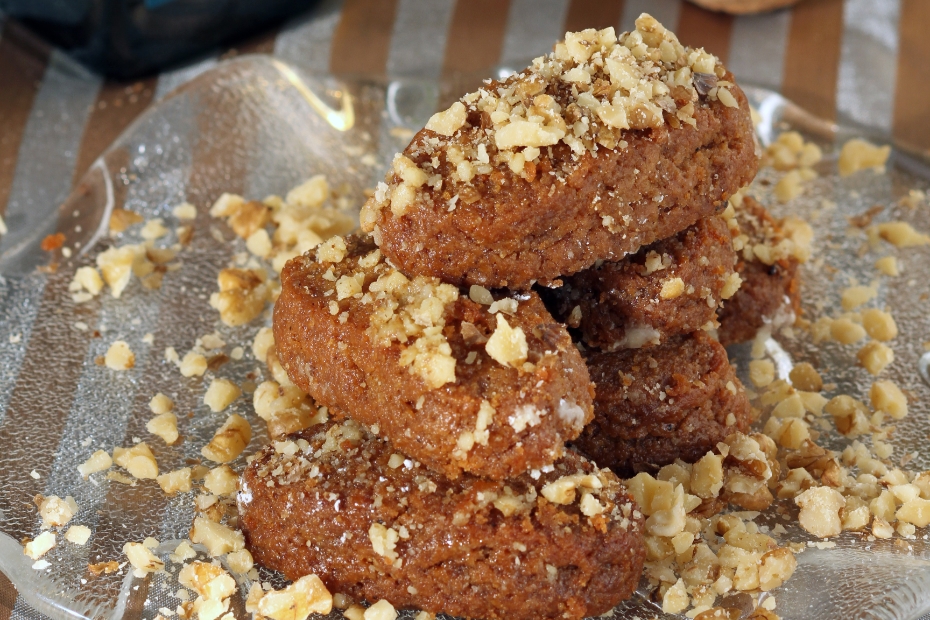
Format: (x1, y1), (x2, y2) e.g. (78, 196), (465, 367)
(362, 15), (731, 228)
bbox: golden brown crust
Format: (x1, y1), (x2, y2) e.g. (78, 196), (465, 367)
(572, 331), (752, 476)
(543, 215), (737, 350)
(238, 421), (646, 620)
(368, 84), (755, 290)
(274, 235), (594, 480)
(718, 197), (801, 346)
(362, 18), (758, 290)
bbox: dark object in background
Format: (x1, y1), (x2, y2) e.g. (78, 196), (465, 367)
(0, 0), (315, 78)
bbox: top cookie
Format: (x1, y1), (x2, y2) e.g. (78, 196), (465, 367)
(361, 14), (758, 290)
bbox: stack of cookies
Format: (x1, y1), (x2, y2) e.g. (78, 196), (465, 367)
(238, 14), (798, 620)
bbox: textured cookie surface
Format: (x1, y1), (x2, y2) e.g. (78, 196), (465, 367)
(544, 215), (738, 350)
(361, 17), (758, 289)
(718, 196), (803, 345)
(239, 420), (646, 620)
(274, 235), (593, 480)
(574, 330), (752, 476)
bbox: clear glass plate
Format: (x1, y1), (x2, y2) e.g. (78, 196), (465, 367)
(1, 55), (929, 620)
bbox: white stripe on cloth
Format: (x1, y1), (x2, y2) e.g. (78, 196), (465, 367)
(388, 0), (455, 78)
(500, 0), (571, 69)
(622, 0), (682, 32)
(837, 0), (901, 134)
(728, 9), (792, 93)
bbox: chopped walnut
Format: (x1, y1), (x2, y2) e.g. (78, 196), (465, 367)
(691, 452), (724, 499)
(840, 285), (876, 311)
(485, 314), (528, 367)
(788, 363), (822, 392)
(875, 256), (900, 276)
(189, 517), (244, 556)
(825, 395), (870, 437)
(147, 412), (179, 444)
(113, 442), (159, 479)
(180, 351), (208, 377)
(203, 378), (242, 412)
(659, 276), (685, 300)
(838, 139), (890, 176)
(37, 494), (77, 528)
(896, 498), (930, 527)
(96, 245), (140, 298)
(149, 393), (174, 414)
(140, 218), (168, 240)
(873, 221), (930, 247)
(64, 525), (91, 545)
(69, 266), (104, 299)
(368, 523), (400, 562)
(795, 487), (845, 538)
(109, 208), (144, 233)
(870, 380), (907, 419)
(363, 600), (397, 620)
(861, 308), (897, 341)
(124, 541), (165, 577)
(749, 360), (775, 388)
(209, 268), (269, 326)
(254, 574), (333, 620)
(857, 341), (894, 375)
(78, 450), (112, 478)
(201, 414), (251, 463)
(156, 468), (191, 495)
(284, 175), (327, 209)
(426, 102), (467, 137)
(829, 317), (866, 345)
(172, 202), (197, 220)
(203, 465), (239, 496)
(24, 531), (56, 560)
(105, 340), (135, 371)
(252, 327), (275, 363)
(227, 201), (271, 239)
(662, 578), (689, 614)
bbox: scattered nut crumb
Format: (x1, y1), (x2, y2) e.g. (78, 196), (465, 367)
(838, 139), (890, 176)
(113, 442), (159, 479)
(24, 531), (56, 559)
(64, 525), (91, 545)
(203, 378), (242, 412)
(105, 340), (135, 370)
(124, 541), (165, 577)
(201, 414), (251, 463)
(78, 450), (112, 478)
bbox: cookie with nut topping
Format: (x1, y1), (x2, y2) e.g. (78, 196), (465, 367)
(360, 15), (757, 290)
(573, 330), (753, 476)
(274, 234), (594, 480)
(542, 215), (739, 351)
(717, 195), (811, 345)
(238, 419), (645, 620)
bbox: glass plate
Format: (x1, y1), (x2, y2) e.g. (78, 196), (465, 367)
(1, 55), (929, 620)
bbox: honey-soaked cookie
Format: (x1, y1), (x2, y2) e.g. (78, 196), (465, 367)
(543, 215), (739, 351)
(238, 420), (646, 620)
(718, 195), (809, 345)
(573, 331), (753, 476)
(274, 235), (594, 480)
(360, 16), (757, 290)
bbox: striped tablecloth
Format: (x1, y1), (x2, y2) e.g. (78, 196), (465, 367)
(0, 0), (927, 617)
